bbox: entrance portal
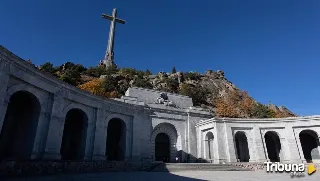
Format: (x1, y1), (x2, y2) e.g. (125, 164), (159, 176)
(106, 118), (126, 161)
(60, 109), (88, 160)
(205, 132), (214, 160)
(0, 91), (41, 160)
(264, 131), (281, 162)
(155, 133), (170, 162)
(299, 130), (320, 163)
(234, 132), (250, 162)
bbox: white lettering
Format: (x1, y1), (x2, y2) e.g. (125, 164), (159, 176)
(284, 164), (291, 172)
(292, 164), (298, 172)
(278, 163), (284, 172)
(265, 162), (271, 172)
(298, 164), (305, 172)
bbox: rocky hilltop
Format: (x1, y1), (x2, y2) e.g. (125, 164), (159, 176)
(33, 61), (296, 118)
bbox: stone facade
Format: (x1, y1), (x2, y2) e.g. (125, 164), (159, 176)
(0, 46), (210, 163)
(0, 45), (319, 165)
(196, 117), (320, 164)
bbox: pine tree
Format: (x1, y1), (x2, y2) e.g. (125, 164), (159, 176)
(172, 66), (177, 74)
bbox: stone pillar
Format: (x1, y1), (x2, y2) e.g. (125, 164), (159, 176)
(246, 130), (256, 163)
(125, 116), (133, 161)
(225, 127), (237, 163)
(84, 119), (95, 160)
(43, 94), (65, 160)
(215, 122), (228, 163)
(279, 135), (291, 162)
(253, 126), (268, 162)
(31, 110), (51, 159)
(92, 108), (107, 160)
(0, 71), (9, 133)
(292, 128), (305, 163)
(131, 112), (142, 162)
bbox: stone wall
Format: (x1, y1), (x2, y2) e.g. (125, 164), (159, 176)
(196, 117), (320, 164)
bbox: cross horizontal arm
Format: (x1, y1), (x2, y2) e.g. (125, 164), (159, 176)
(115, 18), (126, 24)
(101, 14), (113, 21)
(101, 14), (126, 24)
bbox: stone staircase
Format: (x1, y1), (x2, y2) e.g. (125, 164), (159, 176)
(149, 163), (253, 172)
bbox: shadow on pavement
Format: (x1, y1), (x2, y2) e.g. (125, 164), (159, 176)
(2, 172), (208, 181)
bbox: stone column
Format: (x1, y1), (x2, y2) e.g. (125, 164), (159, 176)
(215, 122), (228, 163)
(131, 112), (142, 162)
(225, 128), (237, 163)
(279, 135), (291, 162)
(43, 94), (65, 160)
(247, 135), (256, 162)
(125, 116), (133, 161)
(292, 128), (305, 163)
(31, 110), (51, 159)
(253, 126), (268, 162)
(92, 108), (107, 160)
(84, 119), (95, 160)
(0, 71), (9, 133)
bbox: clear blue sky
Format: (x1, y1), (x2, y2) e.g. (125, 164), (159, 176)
(1, 0), (319, 116)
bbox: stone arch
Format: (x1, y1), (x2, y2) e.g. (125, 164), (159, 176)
(234, 131), (250, 162)
(5, 83), (47, 110)
(105, 114), (129, 127)
(60, 108), (88, 160)
(62, 103), (93, 124)
(204, 131), (214, 160)
(0, 90), (41, 160)
(299, 129), (320, 163)
(105, 117), (127, 161)
(264, 131), (281, 162)
(151, 123), (179, 162)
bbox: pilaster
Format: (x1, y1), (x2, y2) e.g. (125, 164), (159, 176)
(0, 71), (9, 133)
(43, 94), (65, 160)
(92, 108), (107, 160)
(253, 126), (268, 162)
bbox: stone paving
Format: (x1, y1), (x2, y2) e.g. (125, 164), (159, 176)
(3, 171), (320, 181)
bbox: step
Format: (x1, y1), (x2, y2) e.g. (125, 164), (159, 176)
(149, 163), (252, 172)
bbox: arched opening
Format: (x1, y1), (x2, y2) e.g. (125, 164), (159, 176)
(299, 130), (320, 163)
(0, 91), (41, 160)
(106, 118), (126, 161)
(234, 132), (250, 162)
(205, 132), (214, 160)
(264, 131), (281, 162)
(60, 109), (88, 160)
(151, 123), (179, 162)
(155, 133), (170, 162)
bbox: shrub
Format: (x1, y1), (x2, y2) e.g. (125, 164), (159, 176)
(132, 77), (153, 89)
(179, 83), (209, 106)
(252, 103), (276, 118)
(85, 66), (108, 77)
(184, 72), (201, 80)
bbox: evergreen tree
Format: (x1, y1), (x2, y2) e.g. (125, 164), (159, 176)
(172, 66), (177, 74)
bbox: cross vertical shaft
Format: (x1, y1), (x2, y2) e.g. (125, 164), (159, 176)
(100, 8), (126, 69)
(105, 8), (116, 60)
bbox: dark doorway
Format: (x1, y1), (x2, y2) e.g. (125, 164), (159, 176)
(299, 130), (320, 163)
(205, 132), (214, 160)
(155, 133), (170, 162)
(0, 91), (41, 160)
(60, 109), (88, 160)
(235, 132), (250, 162)
(106, 118), (126, 161)
(264, 131), (281, 162)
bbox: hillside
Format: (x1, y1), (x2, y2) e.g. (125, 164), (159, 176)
(31, 60), (296, 118)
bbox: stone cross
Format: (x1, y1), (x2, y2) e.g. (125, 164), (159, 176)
(101, 8), (126, 69)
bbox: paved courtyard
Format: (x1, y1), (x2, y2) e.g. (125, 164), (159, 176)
(3, 171), (320, 181)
